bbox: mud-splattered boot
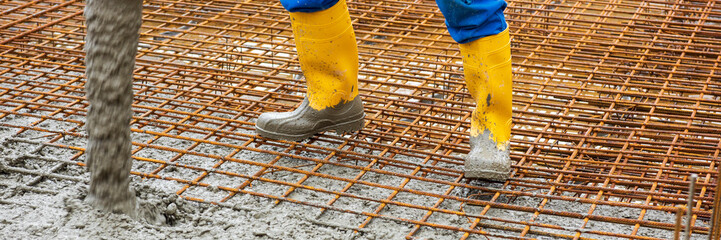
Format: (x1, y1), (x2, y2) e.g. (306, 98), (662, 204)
(255, 96), (365, 141)
(255, 0), (364, 141)
(459, 28), (513, 182)
(465, 130), (511, 181)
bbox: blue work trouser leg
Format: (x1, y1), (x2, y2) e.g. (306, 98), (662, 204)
(435, 0), (508, 43)
(279, 0), (507, 44)
(280, 0), (339, 12)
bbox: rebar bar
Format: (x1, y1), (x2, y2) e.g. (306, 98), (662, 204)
(686, 174), (698, 240)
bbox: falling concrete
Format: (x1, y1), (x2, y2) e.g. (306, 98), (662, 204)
(83, 0), (143, 215)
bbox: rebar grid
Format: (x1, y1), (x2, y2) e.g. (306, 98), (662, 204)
(1, 0), (720, 239)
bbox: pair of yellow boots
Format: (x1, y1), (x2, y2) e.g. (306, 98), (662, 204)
(255, 0), (512, 181)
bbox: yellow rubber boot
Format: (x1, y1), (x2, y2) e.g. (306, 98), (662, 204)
(255, 0), (365, 141)
(460, 28), (513, 181)
(290, 0), (359, 109)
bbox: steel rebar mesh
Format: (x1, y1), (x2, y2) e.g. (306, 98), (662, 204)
(1, 0), (720, 239)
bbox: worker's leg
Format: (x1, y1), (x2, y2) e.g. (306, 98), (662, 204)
(436, 0), (512, 181)
(255, 0), (364, 141)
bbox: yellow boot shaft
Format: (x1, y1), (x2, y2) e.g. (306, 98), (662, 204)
(289, 0), (359, 110)
(459, 28), (513, 150)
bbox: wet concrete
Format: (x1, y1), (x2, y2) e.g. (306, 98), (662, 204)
(84, 0), (143, 215)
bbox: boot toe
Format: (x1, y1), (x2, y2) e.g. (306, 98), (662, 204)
(255, 112), (276, 132)
(464, 152), (510, 181)
(256, 111), (295, 134)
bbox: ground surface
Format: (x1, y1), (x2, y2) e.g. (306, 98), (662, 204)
(0, 123), (705, 239)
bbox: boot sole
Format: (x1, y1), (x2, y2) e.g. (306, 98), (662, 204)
(464, 169), (510, 182)
(255, 114), (365, 141)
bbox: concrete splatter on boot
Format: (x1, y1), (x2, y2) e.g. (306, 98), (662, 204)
(464, 130), (511, 182)
(255, 96), (365, 141)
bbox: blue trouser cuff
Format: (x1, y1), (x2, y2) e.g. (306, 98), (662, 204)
(279, 0), (508, 44)
(436, 0), (508, 43)
(280, 0), (339, 13)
